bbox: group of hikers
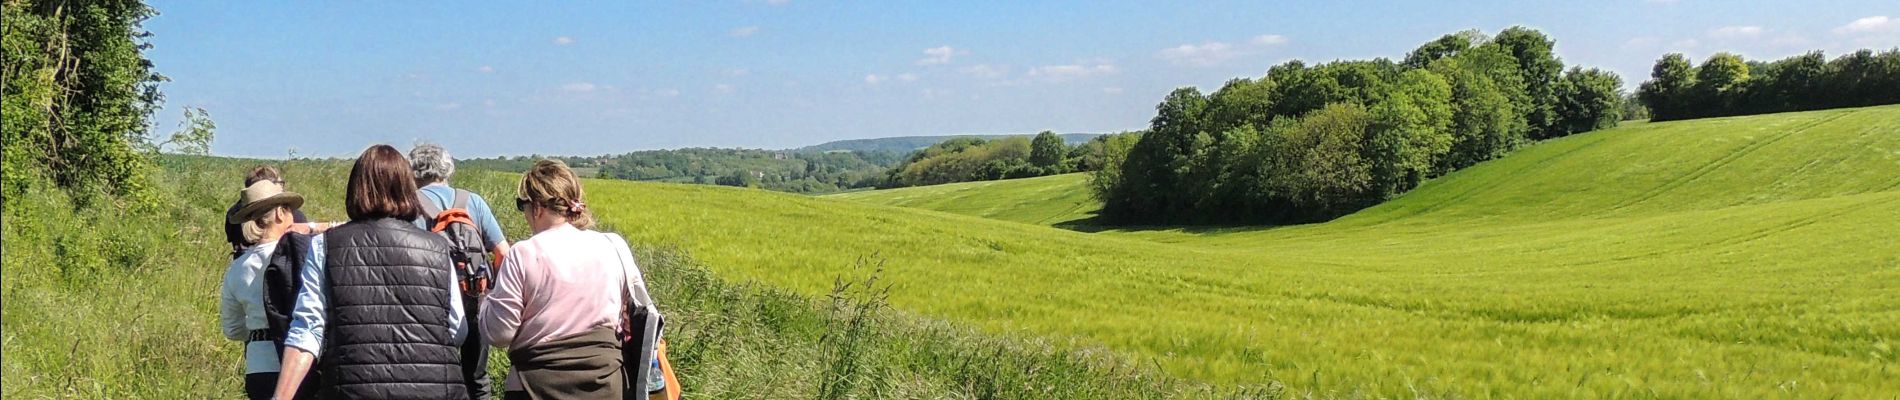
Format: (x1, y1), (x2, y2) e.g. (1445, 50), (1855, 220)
(217, 143), (676, 400)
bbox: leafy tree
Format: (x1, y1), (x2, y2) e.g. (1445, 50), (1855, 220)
(1028, 131), (1067, 170)
(2, 0), (165, 202)
(157, 106), (216, 156)
(1086, 131), (1143, 202)
(1492, 26), (1564, 139)
(1691, 52), (1750, 113)
(1552, 67), (1624, 136)
(1637, 53), (1695, 120)
(1402, 30), (1486, 69)
(1106, 87), (1207, 220)
(1365, 69), (1455, 199)
(1263, 103), (1373, 218)
(1431, 44), (1529, 172)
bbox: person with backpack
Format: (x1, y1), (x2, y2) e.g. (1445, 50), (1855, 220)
(409, 143), (510, 399)
(272, 144), (470, 399)
(482, 159), (673, 400)
(219, 179), (316, 400)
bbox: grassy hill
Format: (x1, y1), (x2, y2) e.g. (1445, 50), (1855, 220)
(640, 106), (1900, 397)
(824, 173), (1101, 227)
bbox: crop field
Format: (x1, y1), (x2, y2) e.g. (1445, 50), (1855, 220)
(825, 173), (1101, 228)
(7, 106), (1895, 398)
(599, 106), (1900, 398)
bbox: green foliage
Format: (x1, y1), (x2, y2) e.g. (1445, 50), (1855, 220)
(1637, 48), (1900, 121)
(1492, 26), (1564, 139)
(881, 132), (1100, 188)
(156, 106), (215, 156)
(574, 148), (901, 194)
(2, 0), (166, 205)
(1263, 103), (1373, 217)
(1099, 28), (1603, 225)
(1028, 130), (1067, 170)
(1431, 43), (1529, 173)
(1365, 69), (1454, 199)
(833, 105), (1900, 398)
(1400, 29), (1483, 69)
(1552, 67), (1625, 135)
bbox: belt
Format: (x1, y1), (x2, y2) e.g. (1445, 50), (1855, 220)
(248, 329), (271, 342)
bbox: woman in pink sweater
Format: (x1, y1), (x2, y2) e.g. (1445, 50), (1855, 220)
(481, 159), (656, 399)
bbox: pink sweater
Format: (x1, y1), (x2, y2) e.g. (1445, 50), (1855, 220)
(481, 224), (637, 351)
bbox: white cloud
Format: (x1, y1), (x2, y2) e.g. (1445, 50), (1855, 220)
(482, 99), (496, 108)
(476, 65), (495, 73)
(1707, 26), (1764, 39)
(1159, 42), (1237, 66)
(561, 82), (597, 92)
(725, 68), (751, 76)
(712, 84), (735, 93)
(1102, 87), (1124, 95)
(1026, 62), (1118, 82)
(1834, 16), (1896, 35)
(1669, 38), (1700, 50)
(1251, 34), (1290, 45)
(729, 26), (760, 37)
(644, 88), (681, 97)
(897, 72), (918, 82)
(958, 64), (1008, 79)
(433, 102), (462, 111)
(864, 74), (886, 84)
(916, 46), (964, 65)
(553, 36), (575, 45)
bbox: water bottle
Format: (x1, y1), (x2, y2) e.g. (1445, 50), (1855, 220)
(646, 357), (666, 393)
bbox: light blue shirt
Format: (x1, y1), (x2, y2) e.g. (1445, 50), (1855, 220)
(283, 233), (466, 356)
(414, 183), (507, 249)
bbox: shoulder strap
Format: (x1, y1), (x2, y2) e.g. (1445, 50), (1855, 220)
(419, 190), (445, 219)
(452, 189), (471, 210)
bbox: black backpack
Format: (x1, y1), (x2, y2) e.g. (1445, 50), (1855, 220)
(261, 233), (322, 395)
(419, 189), (494, 299)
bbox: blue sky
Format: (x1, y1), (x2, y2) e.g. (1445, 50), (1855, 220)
(145, 1), (1898, 158)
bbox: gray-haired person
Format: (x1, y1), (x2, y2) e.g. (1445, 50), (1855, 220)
(410, 143), (511, 399)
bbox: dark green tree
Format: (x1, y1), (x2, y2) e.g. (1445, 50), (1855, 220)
(2, 0), (165, 202)
(1028, 131), (1067, 170)
(1492, 26), (1565, 139)
(1552, 67), (1624, 136)
(1637, 53), (1695, 121)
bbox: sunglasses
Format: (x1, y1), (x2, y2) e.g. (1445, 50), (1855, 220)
(515, 197), (532, 212)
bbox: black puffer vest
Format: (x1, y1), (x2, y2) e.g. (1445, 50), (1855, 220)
(319, 218), (468, 399)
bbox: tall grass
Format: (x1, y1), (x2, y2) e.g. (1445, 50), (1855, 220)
(2, 154), (1258, 398)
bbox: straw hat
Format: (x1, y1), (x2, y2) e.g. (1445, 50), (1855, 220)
(228, 180), (305, 225)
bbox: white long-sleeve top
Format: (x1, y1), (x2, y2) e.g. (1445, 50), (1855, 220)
(218, 240), (281, 374)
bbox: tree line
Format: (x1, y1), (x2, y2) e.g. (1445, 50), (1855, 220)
(3, 0), (167, 205)
(878, 131), (1124, 188)
(1093, 27), (1626, 224)
(1637, 49), (1900, 121)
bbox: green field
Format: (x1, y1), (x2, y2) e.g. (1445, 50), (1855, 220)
(824, 173), (1102, 227)
(7, 106), (1895, 398)
(600, 106), (1900, 398)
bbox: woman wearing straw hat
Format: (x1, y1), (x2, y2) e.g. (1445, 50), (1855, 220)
(218, 180), (307, 400)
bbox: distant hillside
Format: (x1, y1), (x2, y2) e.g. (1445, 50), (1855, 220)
(799, 133), (1102, 153)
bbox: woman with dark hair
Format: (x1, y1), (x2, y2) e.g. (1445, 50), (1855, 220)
(273, 144), (469, 399)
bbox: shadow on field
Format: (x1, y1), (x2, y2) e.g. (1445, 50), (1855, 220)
(1053, 214), (1300, 236)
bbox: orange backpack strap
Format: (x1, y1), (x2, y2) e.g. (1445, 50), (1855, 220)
(430, 209), (476, 233)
